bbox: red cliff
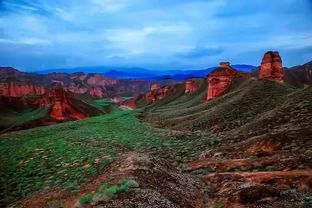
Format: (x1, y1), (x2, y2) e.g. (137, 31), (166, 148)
(185, 78), (201, 93)
(121, 98), (137, 109)
(150, 83), (159, 91)
(39, 89), (87, 121)
(0, 83), (45, 97)
(88, 87), (105, 98)
(259, 51), (284, 83)
(145, 86), (171, 103)
(206, 62), (250, 101)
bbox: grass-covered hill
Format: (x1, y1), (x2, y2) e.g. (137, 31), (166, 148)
(0, 76), (311, 207)
(141, 77), (295, 133)
(0, 109), (215, 207)
(0, 92), (110, 133)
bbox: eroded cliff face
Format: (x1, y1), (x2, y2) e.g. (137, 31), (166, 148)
(206, 63), (250, 101)
(39, 89), (87, 121)
(259, 51), (284, 83)
(150, 83), (159, 91)
(145, 86), (171, 103)
(0, 83), (45, 97)
(121, 98), (137, 109)
(185, 78), (201, 94)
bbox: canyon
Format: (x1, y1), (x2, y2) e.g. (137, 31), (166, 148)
(0, 51), (312, 208)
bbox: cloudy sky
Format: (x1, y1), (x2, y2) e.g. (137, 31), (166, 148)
(0, 0), (312, 71)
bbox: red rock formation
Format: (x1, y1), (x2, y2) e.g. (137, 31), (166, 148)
(150, 83), (159, 91)
(259, 51), (284, 83)
(145, 86), (171, 103)
(121, 99), (137, 109)
(88, 87), (104, 98)
(156, 86), (170, 100)
(145, 91), (156, 103)
(39, 89), (87, 121)
(185, 78), (201, 93)
(219, 62), (231, 69)
(206, 62), (250, 101)
(0, 82), (45, 97)
(86, 74), (118, 86)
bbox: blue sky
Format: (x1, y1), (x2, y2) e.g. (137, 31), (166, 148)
(0, 0), (311, 71)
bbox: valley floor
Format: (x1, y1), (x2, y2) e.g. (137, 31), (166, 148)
(0, 110), (214, 208)
(1, 80), (312, 208)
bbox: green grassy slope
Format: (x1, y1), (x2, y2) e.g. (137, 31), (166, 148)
(142, 78), (295, 132)
(0, 110), (212, 205)
(0, 107), (50, 132)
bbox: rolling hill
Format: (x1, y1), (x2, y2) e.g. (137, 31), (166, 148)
(0, 53), (311, 208)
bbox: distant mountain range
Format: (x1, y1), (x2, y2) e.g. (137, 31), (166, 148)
(35, 64), (256, 81)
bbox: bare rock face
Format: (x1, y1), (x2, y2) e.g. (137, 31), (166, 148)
(39, 89), (87, 121)
(0, 83), (45, 97)
(88, 87), (105, 98)
(259, 51), (284, 83)
(206, 62), (250, 101)
(219, 62), (231, 69)
(150, 83), (159, 91)
(145, 86), (172, 103)
(185, 78), (201, 94)
(121, 98), (137, 109)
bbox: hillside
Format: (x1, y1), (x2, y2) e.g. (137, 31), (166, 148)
(0, 110), (213, 207)
(0, 89), (106, 133)
(139, 78), (312, 207)
(0, 55), (312, 207)
(0, 76), (311, 207)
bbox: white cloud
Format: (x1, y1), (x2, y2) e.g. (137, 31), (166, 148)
(91, 0), (133, 12)
(0, 0), (311, 70)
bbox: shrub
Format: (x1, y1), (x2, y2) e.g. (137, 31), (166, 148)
(79, 194), (94, 204)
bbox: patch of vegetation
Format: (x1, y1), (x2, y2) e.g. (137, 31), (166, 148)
(22, 94), (41, 99)
(97, 180), (129, 197)
(142, 79), (295, 133)
(0, 107), (50, 131)
(122, 97), (133, 101)
(0, 110), (209, 205)
(79, 194), (94, 204)
(214, 201), (225, 208)
(78, 179), (137, 205)
(91, 98), (114, 107)
(264, 165), (277, 171)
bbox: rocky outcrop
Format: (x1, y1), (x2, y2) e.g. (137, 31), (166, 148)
(88, 87), (105, 98)
(145, 86), (171, 103)
(219, 62), (231, 69)
(206, 62), (250, 100)
(121, 98), (137, 109)
(185, 78), (201, 93)
(0, 82), (45, 97)
(259, 51), (284, 83)
(150, 83), (159, 91)
(39, 89), (87, 121)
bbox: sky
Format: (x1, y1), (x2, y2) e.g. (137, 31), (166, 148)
(0, 0), (312, 71)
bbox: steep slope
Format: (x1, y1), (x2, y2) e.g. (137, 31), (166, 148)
(142, 78), (294, 133)
(0, 89), (105, 132)
(187, 85), (312, 208)
(284, 61), (312, 87)
(138, 65), (312, 207)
